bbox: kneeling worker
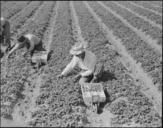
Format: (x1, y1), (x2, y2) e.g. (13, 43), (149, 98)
(1, 17), (11, 51)
(58, 43), (97, 85)
(7, 33), (42, 58)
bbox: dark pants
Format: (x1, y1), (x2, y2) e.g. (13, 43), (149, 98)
(30, 40), (46, 56)
(79, 74), (94, 85)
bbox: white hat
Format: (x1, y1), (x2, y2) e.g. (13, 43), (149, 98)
(69, 43), (85, 55)
(1, 17), (6, 26)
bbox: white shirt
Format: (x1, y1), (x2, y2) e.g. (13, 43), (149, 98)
(24, 34), (40, 51)
(61, 50), (97, 77)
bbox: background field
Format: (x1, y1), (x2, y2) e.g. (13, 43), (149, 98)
(1, 1), (162, 127)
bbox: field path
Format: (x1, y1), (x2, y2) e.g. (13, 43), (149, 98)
(70, 1), (117, 127)
(11, 1), (60, 126)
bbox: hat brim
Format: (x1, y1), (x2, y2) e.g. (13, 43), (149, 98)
(70, 49), (84, 55)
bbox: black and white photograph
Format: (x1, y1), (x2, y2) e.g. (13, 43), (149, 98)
(0, 1), (162, 127)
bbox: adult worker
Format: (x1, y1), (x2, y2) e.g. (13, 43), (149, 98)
(7, 33), (43, 58)
(0, 17), (11, 51)
(57, 43), (97, 85)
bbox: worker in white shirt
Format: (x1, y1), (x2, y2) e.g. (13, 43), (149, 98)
(7, 33), (42, 58)
(1, 17), (11, 51)
(58, 43), (97, 85)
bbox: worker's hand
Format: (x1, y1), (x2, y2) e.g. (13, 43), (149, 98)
(73, 74), (81, 83)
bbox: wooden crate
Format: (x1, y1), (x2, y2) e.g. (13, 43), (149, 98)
(81, 83), (106, 106)
(32, 51), (48, 64)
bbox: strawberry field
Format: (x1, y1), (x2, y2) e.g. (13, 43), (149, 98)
(1, 1), (162, 127)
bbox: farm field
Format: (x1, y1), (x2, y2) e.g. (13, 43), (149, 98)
(1, 1), (162, 127)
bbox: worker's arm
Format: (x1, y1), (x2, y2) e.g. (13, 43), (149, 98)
(80, 69), (93, 77)
(7, 43), (21, 57)
(60, 56), (78, 76)
(27, 40), (35, 52)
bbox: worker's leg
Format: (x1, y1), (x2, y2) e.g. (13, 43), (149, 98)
(79, 74), (94, 85)
(35, 40), (46, 51)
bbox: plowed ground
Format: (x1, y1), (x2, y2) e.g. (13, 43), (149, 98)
(1, 1), (162, 127)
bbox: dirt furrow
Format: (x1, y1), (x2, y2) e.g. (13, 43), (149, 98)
(45, 2), (60, 52)
(114, 1), (162, 27)
(112, 2), (162, 46)
(73, 1), (161, 127)
(20, 2), (60, 125)
(0, 1), (56, 126)
(130, 1), (162, 16)
(132, 1), (162, 14)
(1, 1), (31, 20)
(9, 1), (43, 36)
(69, 1), (87, 47)
(27, 1), (87, 127)
(98, 1), (162, 56)
(71, 1), (114, 127)
(9, 1), (57, 126)
(115, 2), (162, 30)
(84, 1), (162, 118)
(92, 1), (162, 89)
(15, 1), (47, 37)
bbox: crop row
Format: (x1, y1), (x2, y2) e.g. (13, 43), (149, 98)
(10, 1), (57, 124)
(9, 1), (43, 35)
(130, 1), (162, 16)
(89, 1), (162, 90)
(28, 1), (87, 127)
(97, 1), (161, 56)
(115, 1), (162, 26)
(0, 1), (55, 120)
(73, 1), (161, 127)
(17, 1), (55, 39)
(131, 1), (162, 14)
(1, 1), (31, 19)
(103, 1), (162, 46)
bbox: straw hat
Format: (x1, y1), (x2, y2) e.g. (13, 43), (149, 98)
(70, 43), (85, 55)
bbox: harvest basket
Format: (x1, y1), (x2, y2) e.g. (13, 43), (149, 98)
(31, 51), (48, 64)
(81, 82), (106, 113)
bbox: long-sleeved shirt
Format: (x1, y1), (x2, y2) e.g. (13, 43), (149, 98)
(24, 34), (40, 51)
(61, 50), (97, 77)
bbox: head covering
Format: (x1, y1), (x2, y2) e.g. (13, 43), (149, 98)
(1, 17), (6, 27)
(70, 43), (85, 55)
